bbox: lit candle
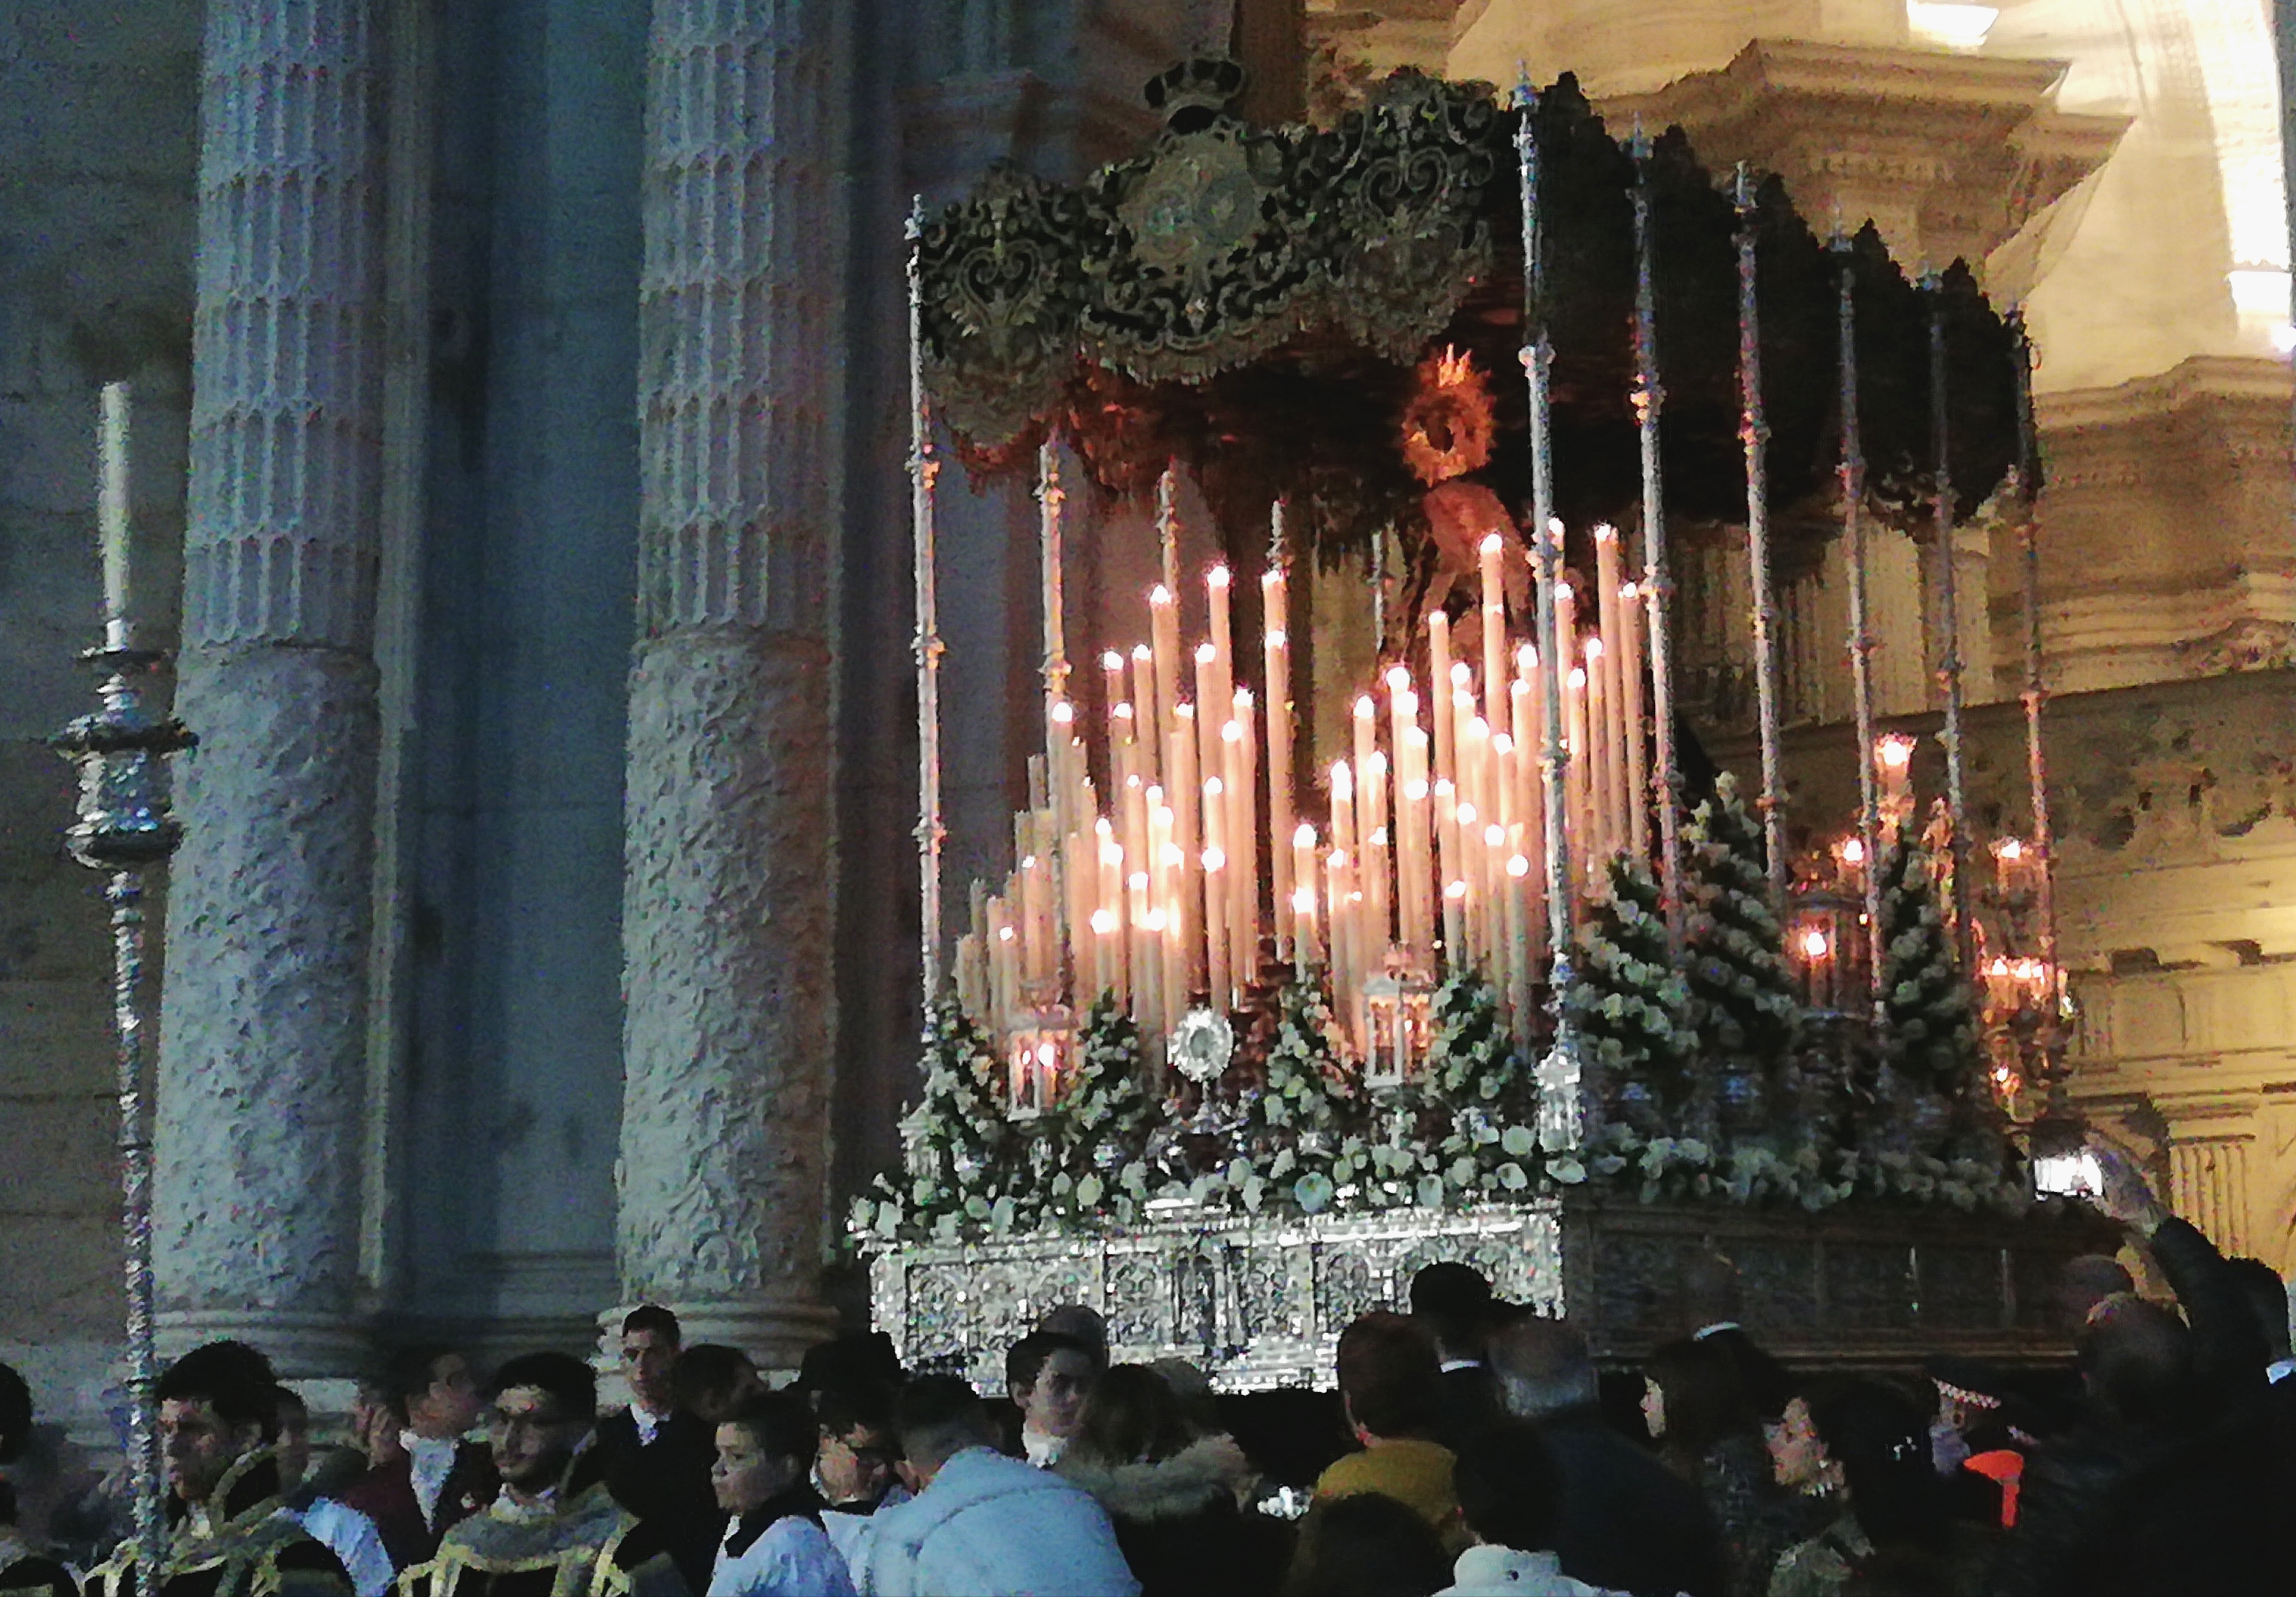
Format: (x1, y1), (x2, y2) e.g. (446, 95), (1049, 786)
(1169, 703), (1200, 990)
(1479, 533), (1510, 746)
(1327, 848), (1356, 1043)
(1504, 852), (1532, 1039)
(1619, 582), (1649, 854)
(1292, 823), (1320, 977)
(1876, 734), (1917, 832)
(1208, 564), (1234, 718)
(1594, 524), (1627, 855)
(1565, 664), (1590, 894)
(1364, 750), (1391, 954)
(99, 382), (130, 645)
(1264, 566), (1295, 955)
(1435, 779), (1463, 966)
(1203, 775), (1231, 1004)
(1222, 716), (1252, 989)
(1132, 644), (1161, 787)
(1585, 635), (1612, 866)
(1429, 611), (1455, 786)
(1150, 582), (1181, 760)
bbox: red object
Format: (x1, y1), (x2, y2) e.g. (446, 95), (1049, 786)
(1963, 1447), (2024, 1527)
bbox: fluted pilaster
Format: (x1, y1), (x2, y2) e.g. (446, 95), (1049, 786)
(155, 0), (385, 1376)
(617, 0), (839, 1365)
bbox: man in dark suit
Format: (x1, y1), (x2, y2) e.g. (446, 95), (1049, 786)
(1410, 1263), (1502, 1453)
(588, 1305), (719, 1594)
(340, 1345), (498, 1569)
(1489, 1318), (1725, 1597)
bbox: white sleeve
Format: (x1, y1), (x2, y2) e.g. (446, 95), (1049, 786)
(300, 1499), (398, 1597)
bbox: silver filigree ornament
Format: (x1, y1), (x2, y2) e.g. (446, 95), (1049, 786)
(1169, 1006), (1237, 1084)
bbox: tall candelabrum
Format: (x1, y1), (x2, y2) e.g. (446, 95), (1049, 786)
(49, 383), (194, 1585)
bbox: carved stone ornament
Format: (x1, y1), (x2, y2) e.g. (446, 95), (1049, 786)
(1169, 1006), (1238, 1084)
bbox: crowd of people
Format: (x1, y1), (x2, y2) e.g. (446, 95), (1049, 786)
(0, 1147), (2287, 1597)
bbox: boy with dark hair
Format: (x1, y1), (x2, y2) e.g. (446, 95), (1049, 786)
(593, 1309), (716, 1593)
(340, 1347), (495, 1568)
(1313, 1312), (1463, 1550)
(398, 1352), (686, 1597)
(811, 1387), (907, 1574)
(272, 1389), (394, 1597)
(85, 1341), (354, 1597)
(1436, 1420), (1625, 1595)
(1001, 1334), (1095, 1468)
(704, 1392), (851, 1597)
(1411, 1263), (1501, 1450)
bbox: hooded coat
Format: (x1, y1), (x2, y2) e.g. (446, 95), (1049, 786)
(854, 1448), (1136, 1597)
(1055, 1436), (1289, 1597)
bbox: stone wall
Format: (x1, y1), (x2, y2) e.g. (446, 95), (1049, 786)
(0, 3), (199, 1429)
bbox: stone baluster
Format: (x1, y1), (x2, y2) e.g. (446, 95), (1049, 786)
(616, 0), (839, 1365)
(155, 0), (386, 1374)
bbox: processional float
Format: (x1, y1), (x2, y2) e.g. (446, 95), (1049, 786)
(862, 63), (2096, 1391)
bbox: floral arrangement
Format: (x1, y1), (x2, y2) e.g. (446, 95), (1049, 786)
(851, 957), (2039, 1247)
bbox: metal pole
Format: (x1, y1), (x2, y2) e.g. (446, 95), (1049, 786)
(1631, 123), (1685, 950)
(1735, 166), (1788, 918)
(908, 201), (947, 1008)
(2009, 310), (2062, 1043)
(1924, 272), (1972, 967)
(1517, 72), (1584, 1145)
(54, 647), (195, 1588)
(1836, 240), (1885, 1012)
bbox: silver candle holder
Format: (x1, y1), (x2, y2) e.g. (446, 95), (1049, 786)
(51, 625), (194, 1582)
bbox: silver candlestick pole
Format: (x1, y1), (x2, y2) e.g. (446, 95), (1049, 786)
(2008, 307), (2069, 1098)
(1516, 72), (1584, 1147)
(1630, 123), (1685, 951)
(52, 600), (195, 1587)
(1924, 271), (1972, 966)
(1735, 166), (1788, 918)
(909, 199), (948, 1010)
(1836, 238), (1886, 1013)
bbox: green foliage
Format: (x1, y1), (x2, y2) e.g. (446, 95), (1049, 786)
(1564, 852), (1696, 1116)
(1238, 976), (1358, 1215)
(1423, 967), (1546, 1201)
(1684, 774), (1801, 1065)
(859, 1000), (1030, 1242)
(1874, 824), (1980, 1098)
(1048, 998), (1158, 1222)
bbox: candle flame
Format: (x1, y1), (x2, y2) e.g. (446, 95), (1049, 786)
(1114, 701), (1134, 721)
(1568, 667), (1586, 688)
(1207, 565), (1230, 590)
(1365, 751), (1387, 776)
(1129, 871), (1149, 891)
(1294, 823), (1317, 847)
(1469, 716), (1490, 739)
(1492, 732), (1514, 756)
(1354, 694), (1376, 719)
(1406, 779), (1429, 802)
(1125, 773), (1142, 790)
(1485, 824), (1505, 847)
(1445, 879), (1467, 900)
(1450, 661), (1472, 687)
(1234, 687), (1254, 710)
(1331, 760), (1353, 794)
(1987, 956), (2011, 977)
(1266, 629), (1286, 648)
(1150, 584), (1172, 606)
(1995, 837), (2025, 859)
(1584, 636), (1603, 661)
(1385, 664), (1410, 692)
(1102, 650), (1125, 671)
(1517, 644), (1538, 672)
(1331, 850), (1350, 868)
(1594, 522), (1616, 543)
(1197, 642), (1217, 664)
(1037, 1043), (1057, 1068)
(1371, 827), (1388, 846)
(1051, 701), (1072, 723)
(1132, 643), (1151, 662)
(1557, 581), (1575, 602)
(1800, 929), (1830, 959)
(1145, 784), (1163, 807)
(1223, 720), (1243, 743)
(1203, 846), (1226, 872)
(1840, 837), (1866, 864)
(1547, 517), (1564, 537)
(1090, 909), (1117, 935)
(1100, 842), (1122, 866)
(1458, 802), (1478, 826)
(1095, 817), (1113, 838)
(1620, 583), (1639, 601)
(1876, 734), (1916, 769)
(1161, 844), (1182, 868)
(1143, 909), (1167, 933)
(1507, 854), (1531, 878)
(998, 925), (1016, 941)
(1203, 776), (1223, 798)
(1176, 702), (1194, 722)
(1020, 854), (1037, 870)
(1480, 532), (1503, 554)
(1434, 778), (1454, 796)
(1292, 886), (1315, 912)
(1262, 569), (1284, 592)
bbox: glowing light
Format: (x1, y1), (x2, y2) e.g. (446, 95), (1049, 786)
(1294, 823), (1317, 847)
(1445, 879), (1467, 900)
(1995, 837), (2025, 860)
(998, 925), (1016, 942)
(1841, 838), (1866, 865)
(1406, 779), (1430, 802)
(1292, 887), (1315, 912)
(1480, 532), (1503, 554)
(1207, 565), (1230, 590)
(1102, 650), (1125, 672)
(1386, 665), (1411, 692)
(1089, 909), (1117, 935)
(1506, 854), (1531, 878)
(1800, 929), (1831, 961)
(1197, 642), (1216, 665)
(1266, 629), (1286, 648)
(1150, 584), (1172, 606)
(1877, 734), (1916, 770)
(1203, 847), (1226, 872)
(1051, 701), (1072, 725)
(1451, 661), (1473, 687)
(1905, 2), (1997, 50)
(1457, 802), (1478, 827)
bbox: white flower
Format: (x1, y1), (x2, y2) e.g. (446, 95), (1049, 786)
(1501, 1125), (1536, 1158)
(1449, 1156), (1478, 1187)
(1270, 1147), (1298, 1180)
(1499, 1162), (1530, 1191)
(875, 1201), (903, 1238)
(1243, 1176), (1266, 1213)
(1294, 1172), (1336, 1213)
(989, 1195), (1017, 1235)
(1416, 1174), (1447, 1209)
(1227, 1158), (1254, 1188)
(964, 1195), (991, 1220)
(1076, 1173), (1104, 1208)
(1549, 1158), (1586, 1184)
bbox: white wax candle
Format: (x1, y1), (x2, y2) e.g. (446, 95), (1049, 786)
(1292, 823), (1320, 977)
(1222, 718), (1251, 989)
(1263, 575), (1294, 955)
(99, 382), (130, 641)
(1150, 585), (1181, 752)
(1429, 612), (1455, 787)
(1479, 533), (1509, 745)
(1132, 644), (1161, 787)
(1168, 703), (1200, 992)
(1203, 775), (1231, 1004)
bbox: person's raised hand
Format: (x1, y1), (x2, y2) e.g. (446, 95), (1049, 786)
(2083, 1140), (2166, 1237)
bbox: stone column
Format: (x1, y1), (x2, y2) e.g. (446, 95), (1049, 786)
(155, 1), (386, 1376)
(616, 0), (840, 1366)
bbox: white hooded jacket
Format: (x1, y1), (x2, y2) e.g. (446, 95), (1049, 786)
(855, 1447), (1138, 1597)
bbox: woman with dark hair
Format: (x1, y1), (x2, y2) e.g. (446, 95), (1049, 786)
(1764, 1377), (1986, 1597)
(1644, 1338), (1807, 1596)
(1055, 1365), (1285, 1597)
(1285, 1492), (1454, 1597)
